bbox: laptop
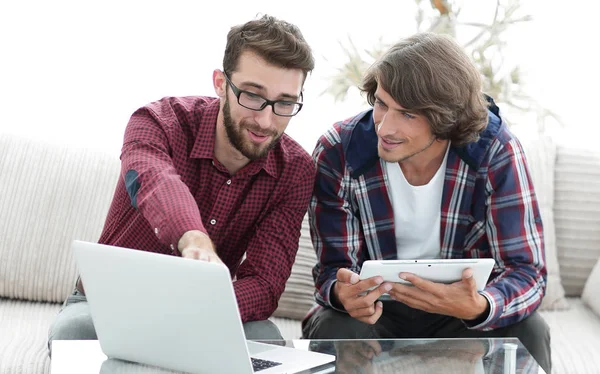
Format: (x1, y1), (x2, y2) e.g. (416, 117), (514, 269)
(72, 240), (335, 374)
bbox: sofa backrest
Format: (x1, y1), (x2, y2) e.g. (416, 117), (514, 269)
(494, 132), (600, 301)
(2, 131), (599, 316)
(515, 133), (567, 310)
(272, 214), (317, 320)
(0, 134), (120, 302)
(554, 145), (600, 296)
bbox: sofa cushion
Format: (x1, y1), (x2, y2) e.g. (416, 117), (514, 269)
(554, 145), (600, 296)
(0, 134), (120, 302)
(272, 214), (317, 320)
(582, 257), (600, 317)
(538, 298), (600, 373)
(0, 298), (59, 373)
(515, 132), (568, 310)
(269, 316), (303, 340)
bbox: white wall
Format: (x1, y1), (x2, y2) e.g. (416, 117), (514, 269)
(1, 0), (597, 155)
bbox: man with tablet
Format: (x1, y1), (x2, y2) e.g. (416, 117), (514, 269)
(302, 32), (550, 374)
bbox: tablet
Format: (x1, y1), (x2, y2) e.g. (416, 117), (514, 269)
(358, 258), (495, 291)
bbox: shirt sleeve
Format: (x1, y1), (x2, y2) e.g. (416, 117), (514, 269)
(233, 158), (316, 322)
(120, 105), (207, 250)
(468, 137), (547, 330)
(310, 134), (367, 310)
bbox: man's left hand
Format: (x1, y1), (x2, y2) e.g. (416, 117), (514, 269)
(387, 268), (489, 321)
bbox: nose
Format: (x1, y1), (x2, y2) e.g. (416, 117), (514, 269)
(376, 113), (392, 136)
(254, 105), (275, 130)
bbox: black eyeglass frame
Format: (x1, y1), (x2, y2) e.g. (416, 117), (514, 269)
(223, 72), (304, 117)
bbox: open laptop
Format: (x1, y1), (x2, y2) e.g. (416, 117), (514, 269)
(72, 240), (335, 374)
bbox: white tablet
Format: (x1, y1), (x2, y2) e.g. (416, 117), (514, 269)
(358, 258), (495, 291)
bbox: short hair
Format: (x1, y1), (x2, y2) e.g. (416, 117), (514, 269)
(361, 32), (489, 146)
(223, 14), (315, 81)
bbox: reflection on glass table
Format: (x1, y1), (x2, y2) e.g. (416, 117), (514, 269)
(307, 337), (541, 374)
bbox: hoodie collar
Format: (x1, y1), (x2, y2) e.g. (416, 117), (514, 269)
(343, 96), (504, 177)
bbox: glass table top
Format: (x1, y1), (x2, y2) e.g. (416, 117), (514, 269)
(300, 337), (541, 373)
(51, 337), (543, 373)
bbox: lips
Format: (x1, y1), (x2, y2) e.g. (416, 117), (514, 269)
(247, 129), (271, 143)
(380, 138), (403, 150)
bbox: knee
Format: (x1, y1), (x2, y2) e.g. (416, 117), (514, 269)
(514, 312), (551, 345)
(48, 302), (97, 354)
(302, 307), (374, 340)
(243, 320), (283, 341)
(51, 312), (97, 340)
(507, 312), (551, 372)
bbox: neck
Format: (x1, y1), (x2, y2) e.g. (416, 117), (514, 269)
(399, 139), (449, 185)
(214, 111), (249, 175)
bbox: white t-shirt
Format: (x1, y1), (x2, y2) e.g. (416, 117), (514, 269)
(384, 145), (450, 259)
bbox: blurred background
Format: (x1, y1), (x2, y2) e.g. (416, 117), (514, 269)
(1, 0), (597, 155)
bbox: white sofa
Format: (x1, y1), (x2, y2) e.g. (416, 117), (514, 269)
(1, 131), (600, 374)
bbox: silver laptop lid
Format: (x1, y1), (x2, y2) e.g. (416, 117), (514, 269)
(72, 240), (254, 374)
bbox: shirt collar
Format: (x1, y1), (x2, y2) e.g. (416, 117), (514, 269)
(190, 98), (220, 160)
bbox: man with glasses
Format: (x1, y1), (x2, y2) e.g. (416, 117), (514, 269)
(48, 14), (315, 350)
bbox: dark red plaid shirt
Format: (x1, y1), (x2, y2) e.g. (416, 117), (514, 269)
(97, 96), (315, 322)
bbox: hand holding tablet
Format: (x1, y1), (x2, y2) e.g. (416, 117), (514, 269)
(357, 258), (495, 320)
(358, 258), (495, 291)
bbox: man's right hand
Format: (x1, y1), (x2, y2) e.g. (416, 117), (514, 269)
(333, 268), (392, 325)
(180, 247), (222, 263)
(178, 230), (223, 264)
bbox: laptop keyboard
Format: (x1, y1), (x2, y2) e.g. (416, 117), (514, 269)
(251, 357), (282, 372)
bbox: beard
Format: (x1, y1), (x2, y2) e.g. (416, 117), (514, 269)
(222, 97), (281, 161)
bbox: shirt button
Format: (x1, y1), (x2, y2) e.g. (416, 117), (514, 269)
(226, 179), (232, 185)
(170, 244), (175, 251)
(210, 219), (216, 225)
(154, 228), (159, 234)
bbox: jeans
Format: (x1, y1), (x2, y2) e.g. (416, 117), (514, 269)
(302, 301), (551, 374)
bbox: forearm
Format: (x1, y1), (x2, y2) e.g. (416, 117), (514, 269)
(121, 110), (207, 248)
(122, 142), (207, 248)
(314, 269), (342, 309)
(233, 276), (280, 322)
(466, 269), (545, 330)
(311, 221), (364, 311)
(311, 136), (362, 309)
(134, 172), (206, 248)
(479, 137), (546, 329)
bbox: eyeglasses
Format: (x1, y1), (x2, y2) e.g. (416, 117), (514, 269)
(223, 73), (303, 117)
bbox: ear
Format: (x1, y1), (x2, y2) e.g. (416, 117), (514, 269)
(213, 69), (226, 98)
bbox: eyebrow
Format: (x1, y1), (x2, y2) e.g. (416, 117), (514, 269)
(374, 93), (416, 115)
(237, 80), (300, 101)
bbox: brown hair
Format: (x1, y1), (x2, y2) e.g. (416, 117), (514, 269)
(361, 32), (489, 145)
(223, 14), (315, 81)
